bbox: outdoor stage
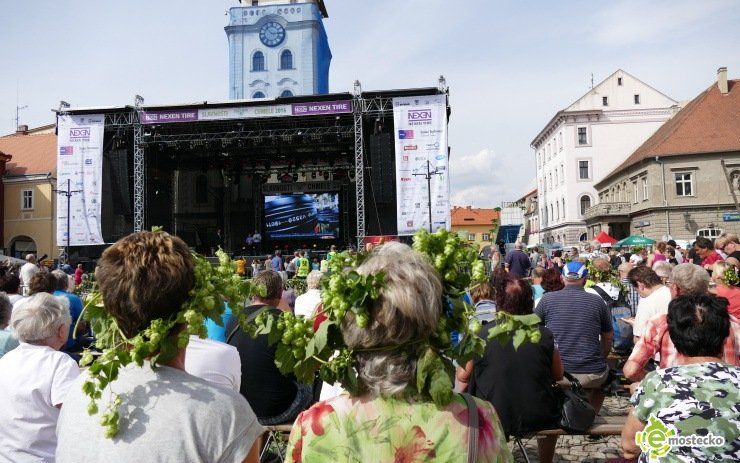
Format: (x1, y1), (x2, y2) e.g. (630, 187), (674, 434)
(61, 84), (450, 258)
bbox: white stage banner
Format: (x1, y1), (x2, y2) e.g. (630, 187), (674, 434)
(393, 95), (450, 235)
(56, 114), (105, 246)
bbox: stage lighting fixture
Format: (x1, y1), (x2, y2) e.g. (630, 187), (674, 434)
(311, 171), (317, 179)
(292, 173), (299, 182)
(349, 169), (356, 180)
(323, 171), (330, 180)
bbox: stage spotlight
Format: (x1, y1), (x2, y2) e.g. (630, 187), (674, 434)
(292, 173), (299, 182)
(349, 169), (356, 180)
(311, 171), (317, 179)
(323, 171), (330, 180)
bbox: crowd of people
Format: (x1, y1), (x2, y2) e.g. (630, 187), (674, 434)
(0, 231), (738, 462)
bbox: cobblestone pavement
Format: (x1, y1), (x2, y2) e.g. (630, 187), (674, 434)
(508, 395), (631, 463)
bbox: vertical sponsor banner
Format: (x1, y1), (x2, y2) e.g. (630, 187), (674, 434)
(57, 114), (105, 246)
(393, 95), (450, 235)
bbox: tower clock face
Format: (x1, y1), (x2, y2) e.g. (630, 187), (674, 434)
(259, 21), (286, 47)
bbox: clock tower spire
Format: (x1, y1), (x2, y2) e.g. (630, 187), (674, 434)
(226, 0), (332, 100)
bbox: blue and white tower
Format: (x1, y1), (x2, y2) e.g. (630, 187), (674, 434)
(226, 0), (332, 100)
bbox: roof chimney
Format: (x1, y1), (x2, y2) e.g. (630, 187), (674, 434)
(717, 67), (728, 95)
(15, 125), (28, 135)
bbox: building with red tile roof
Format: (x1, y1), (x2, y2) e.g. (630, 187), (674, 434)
(451, 206), (500, 248)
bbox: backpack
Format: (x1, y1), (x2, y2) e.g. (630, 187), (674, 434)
(592, 285), (634, 355)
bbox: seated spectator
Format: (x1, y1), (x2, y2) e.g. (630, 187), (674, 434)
(185, 334), (241, 391)
(278, 271), (297, 313)
(711, 261), (740, 318)
(618, 262), (639, 314)
(286, 242), (512, 462)
(531, 266), (546, 300)
(534, 268), (564, 307)
(0, 273), (25, 306)
(535, 261), (613, 413)
(623, 263), (740, 380)
(470, 275), (497, 324)
(719, 233), (740, 268)
(459, 275), (563, 463)
(619, 295), (740, 462)
(0, 293), (80, 462)
(51, 269), (87, 351)
(28, 271), (56, 296)
(664, 247), (678, 265)
(56, 231), (262, 462)
(0, 292), (19, 358)
(294, 270), (323, 318)
(205, 301), (233, 343)
(586, 258), (622, 301)
(628, 266), (672, 339)
(652, 261), (673, 284)
(227, 270), (313, 425)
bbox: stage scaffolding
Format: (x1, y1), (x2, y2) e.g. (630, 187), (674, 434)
(57, 85), (446, 259)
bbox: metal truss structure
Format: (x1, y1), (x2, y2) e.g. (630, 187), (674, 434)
(352, 82), (366, 248)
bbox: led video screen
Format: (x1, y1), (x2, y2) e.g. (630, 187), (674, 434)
(264, 193), (340, 240)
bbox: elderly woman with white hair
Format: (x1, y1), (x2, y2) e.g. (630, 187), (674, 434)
(286, 242), (512, 462)
(0, 292), (19, 358)
(0, 293), (80, 462)
(294, 270), (324, 317)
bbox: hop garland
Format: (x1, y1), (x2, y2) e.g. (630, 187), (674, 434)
(79, 241), (262, 438)
(722, 266), (740, 287)
(245, 228), (542, 407)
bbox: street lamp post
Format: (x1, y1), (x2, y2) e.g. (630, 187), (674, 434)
(53, 178), (83, 264)
(412, 160), (443, 232)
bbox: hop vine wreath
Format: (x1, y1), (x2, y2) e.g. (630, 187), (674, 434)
(79, 233), (263, 438)
(721, 265), (740, 287)
(245, 228), (542, 407)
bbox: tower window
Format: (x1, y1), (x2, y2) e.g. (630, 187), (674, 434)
(280, 50), (293, 70)
(253, 91), (266, 99)
(280, 90), (293, 97)
(252, 51), (265, 71)
(602, 96), (608, 106)
(617, 77), (623, 85)
(634, 94), (641, 104)
(579, 195), (592, 216)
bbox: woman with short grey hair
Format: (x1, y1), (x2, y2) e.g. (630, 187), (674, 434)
(294, 270), (324, 317)
(669, 263), (710, 298)
(0, 293), (80, 461)
(286, 242), (512, 462)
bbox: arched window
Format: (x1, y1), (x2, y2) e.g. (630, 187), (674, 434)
(195, 175), (208, 204)
(252, 91), (266, 99)
(280, 50), (293, 70)
(280, 89), (293, 97)
(556, 202), (560, 220)
(579, 195), (592, 215)
(252, 51), (265, 71)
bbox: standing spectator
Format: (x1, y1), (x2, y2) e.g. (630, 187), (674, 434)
(459, 275), (563, 463)
(718, 233), (740, 268)
(0, 293), (80, 462)
(286, 242), (512, 462)
(19, 254), (39, 296)
(652, 261), (672, 284)
(569, 247), (579, 260)
(51, 269), (86, 352)
(623, 263), (740, 380)
(618, 262), (639, 315)
(490, 248), (502, 270)
(505, 242), (531, 279)
(551, 250), (564, 270)
(628, 266), (672, 339)
(535, 261), (613, 413)
(56, 231), (262, 462)
(245, 234), (254, 255)
(251, 259), (261, 277)
(271, 250), (284, 272)
(73, 264), (84, 287)
(0, 293), (19, 358)
(694, 236), (723, 270)
(294, 270), (323, 318)
(666, 239), (684, 264)
(470, 278), (497, 323)
(664, 247), (678, 265)
(529, 246), (540, 270)
(531, 267), (546, 300)
(286, 252), (299, 279)
(711, 261), (740, 318)
(227, 270), (313, 425)
(618, 295), (740, 462)
(646, 241), (667, 267)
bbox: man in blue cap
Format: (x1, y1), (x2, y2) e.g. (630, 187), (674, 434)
(534, 261), (614, 413)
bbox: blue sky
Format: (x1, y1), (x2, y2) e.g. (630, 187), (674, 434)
(1, 0), (739, 207)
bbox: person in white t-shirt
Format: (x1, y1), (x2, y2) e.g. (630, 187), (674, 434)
(19, 254), (39, 295)
(627, 265), (672, 339)
(294, 270), (324, 317)
(0, 293), (80, 463)
(185, 335), (241, 391)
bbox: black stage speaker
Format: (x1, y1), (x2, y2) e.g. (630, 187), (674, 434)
(368, 133), (395, 203)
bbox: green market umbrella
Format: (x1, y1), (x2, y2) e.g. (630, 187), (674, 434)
(615, 235), (656, 247)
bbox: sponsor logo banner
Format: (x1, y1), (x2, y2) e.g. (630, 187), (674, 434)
(393, 95), (450, 235)
(56, 114), (105, 246)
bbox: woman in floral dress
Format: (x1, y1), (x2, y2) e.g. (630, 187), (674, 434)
(286, 242), (512, 463)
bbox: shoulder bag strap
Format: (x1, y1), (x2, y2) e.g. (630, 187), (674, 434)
(226, 305), (269, 344)
(461, 393), (479, 463)
(591, 285), (611, 303)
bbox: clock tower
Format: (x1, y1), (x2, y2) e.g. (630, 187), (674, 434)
(225, 0), (332, 100)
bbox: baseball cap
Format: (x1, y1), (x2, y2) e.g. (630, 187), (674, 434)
(562, 261), (588, 280)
